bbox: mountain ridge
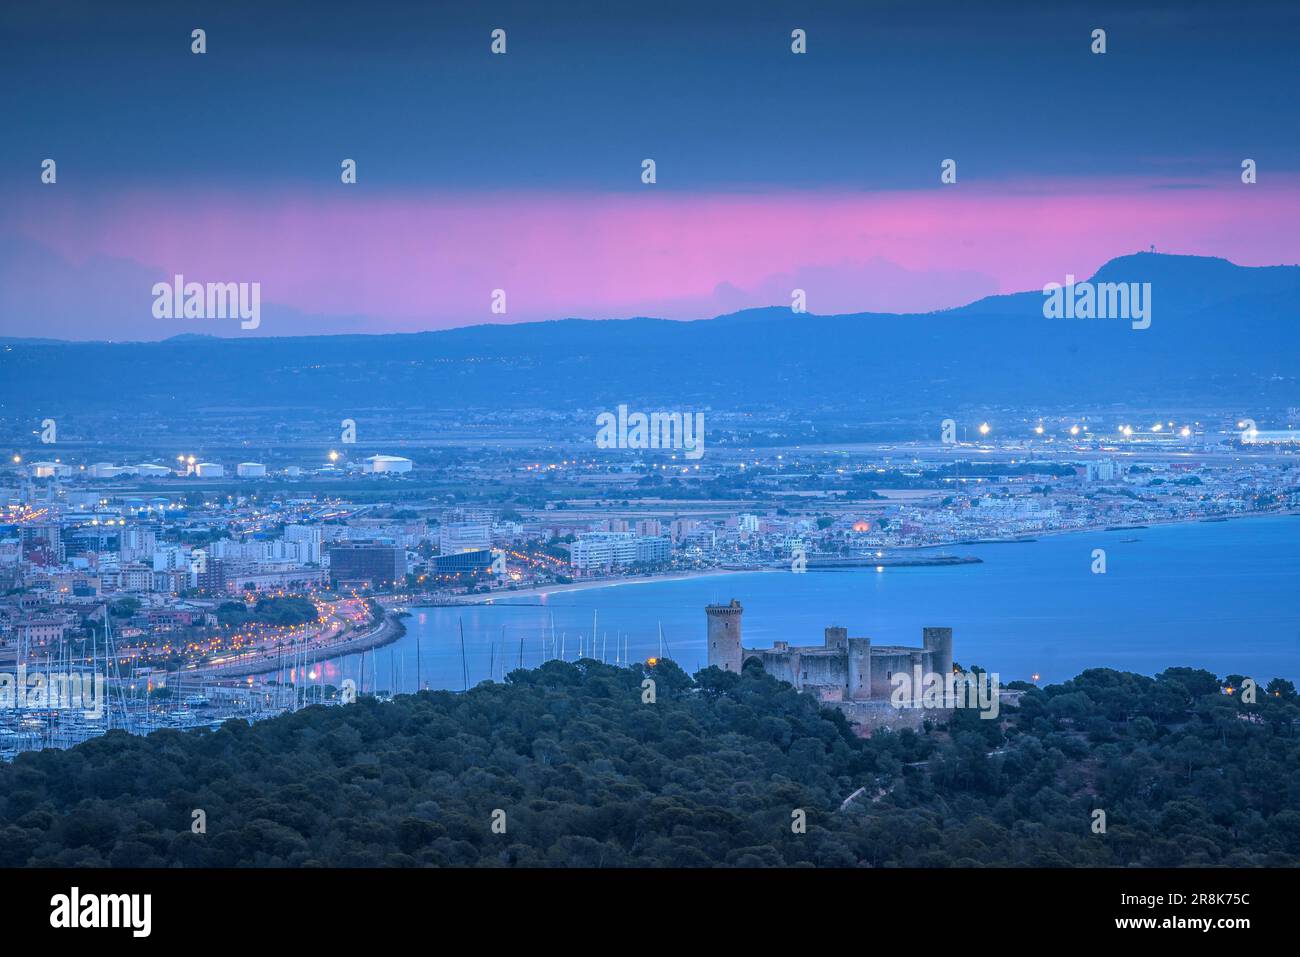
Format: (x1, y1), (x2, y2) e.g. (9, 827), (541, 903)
(2, 253), (1296, 413)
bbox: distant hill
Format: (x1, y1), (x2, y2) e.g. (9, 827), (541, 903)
(1, 253), (1296, 414)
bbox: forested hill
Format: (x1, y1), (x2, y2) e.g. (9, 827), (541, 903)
(1, 660), (1297, 867)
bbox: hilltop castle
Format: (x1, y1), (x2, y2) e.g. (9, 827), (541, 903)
(705, 599), (953, 706)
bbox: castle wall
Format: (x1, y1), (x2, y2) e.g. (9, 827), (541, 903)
(833, 700), (955, 735)
(750, 650), (800, 687)
(869, 650), (937, 700)
(799, 652), (848, 693)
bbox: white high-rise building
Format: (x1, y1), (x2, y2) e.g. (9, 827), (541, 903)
(440, 522), (491, 554)
(285, 524), (323, 563)
(120, 526), (157, 562)
(569, 532), (672, 569)
(1086, 459), (1117, 482)
(152, 545), (192, 571)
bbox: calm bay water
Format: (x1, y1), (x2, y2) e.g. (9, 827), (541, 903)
(319, 515), (1299, 693)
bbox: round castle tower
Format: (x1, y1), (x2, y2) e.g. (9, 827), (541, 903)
(923, 626), (954, 679)
(705, 599), (744, 672)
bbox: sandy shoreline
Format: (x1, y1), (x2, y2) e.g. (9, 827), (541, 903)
(456, 567), (778, 603)
(391, 510), (1299, 608)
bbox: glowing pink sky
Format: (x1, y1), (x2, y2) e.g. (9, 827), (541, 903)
(4, 177), (1299, 339)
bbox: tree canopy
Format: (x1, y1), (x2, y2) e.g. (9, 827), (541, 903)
(0, 660), (1295, 867)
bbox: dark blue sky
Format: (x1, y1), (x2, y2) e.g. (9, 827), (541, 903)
(3, 0), (1298, 340)
(4, 0), (1297, 190)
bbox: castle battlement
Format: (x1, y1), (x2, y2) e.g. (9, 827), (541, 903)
(705, 599), (953, 705)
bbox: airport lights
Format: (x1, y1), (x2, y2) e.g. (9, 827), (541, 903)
(978, 423), (990, 436)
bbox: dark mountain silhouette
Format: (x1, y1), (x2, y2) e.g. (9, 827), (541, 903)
(2, 253), (1296, 415)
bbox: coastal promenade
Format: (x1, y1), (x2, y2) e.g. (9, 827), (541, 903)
(185, 612), (407, 679)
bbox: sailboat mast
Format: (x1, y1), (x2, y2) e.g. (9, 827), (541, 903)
(458, 617), (469, 691)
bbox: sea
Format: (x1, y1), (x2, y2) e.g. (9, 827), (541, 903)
(316, 514), (1300, 693)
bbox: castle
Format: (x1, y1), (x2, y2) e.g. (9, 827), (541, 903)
(705, 599), (953, 705)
